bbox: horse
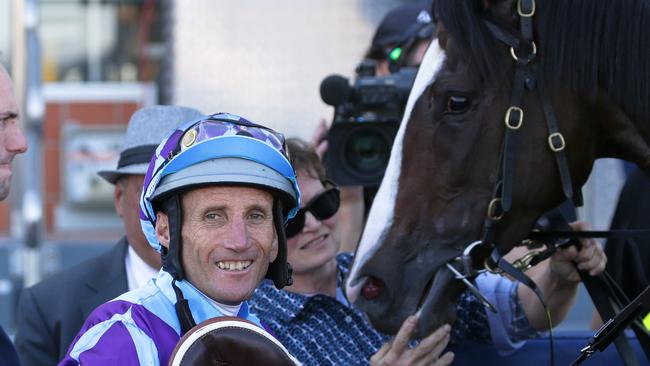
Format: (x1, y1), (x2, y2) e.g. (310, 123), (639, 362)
(345, 0), (650, 340)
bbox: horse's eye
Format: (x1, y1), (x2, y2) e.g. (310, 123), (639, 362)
(446, 95), (470, 114)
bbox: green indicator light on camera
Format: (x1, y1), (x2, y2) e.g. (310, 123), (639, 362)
(389, 47), (402, 61)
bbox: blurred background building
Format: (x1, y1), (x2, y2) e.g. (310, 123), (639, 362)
(0, 0), (626, 337)
(0, 0), (414, 335)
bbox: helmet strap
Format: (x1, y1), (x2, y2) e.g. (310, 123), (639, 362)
(172, 278), (196, 335)
(266, 199), (293, 288)
(161, 194), (197, 334)
(162, 194), (186, 280)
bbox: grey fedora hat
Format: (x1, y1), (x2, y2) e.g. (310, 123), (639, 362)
(98, 105), (205, 184)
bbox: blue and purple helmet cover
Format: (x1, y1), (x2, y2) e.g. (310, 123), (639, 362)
(139, 112), (300, 253)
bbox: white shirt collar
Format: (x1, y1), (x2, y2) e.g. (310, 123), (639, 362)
(125, 245), (159, 291)
(204, 295), (242, 317)
(183, 278), (242, 316)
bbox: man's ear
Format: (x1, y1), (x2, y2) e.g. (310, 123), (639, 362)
(156, 211), (170, 250)
(113, 180), (124, 218)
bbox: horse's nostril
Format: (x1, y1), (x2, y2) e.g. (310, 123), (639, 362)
(361, 277), (382, 300)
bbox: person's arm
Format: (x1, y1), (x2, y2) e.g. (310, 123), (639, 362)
(14, 287), (60, 366)
(474, 273), (537, 355)
(518, 221), (607, 331)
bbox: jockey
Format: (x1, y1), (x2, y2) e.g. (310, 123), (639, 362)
(60, 113), (300, 365)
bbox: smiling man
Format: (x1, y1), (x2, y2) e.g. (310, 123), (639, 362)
(0, 63), (29, 366)
(59, 113), (300, 365)
(0, 66), (28, 201)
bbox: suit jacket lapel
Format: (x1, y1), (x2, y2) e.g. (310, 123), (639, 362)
(80, 237), (129, 320)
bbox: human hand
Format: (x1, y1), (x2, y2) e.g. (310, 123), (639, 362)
(549, 221), (607, 283)
(370, 315), (454, 366)
(311, 118), (329, 159)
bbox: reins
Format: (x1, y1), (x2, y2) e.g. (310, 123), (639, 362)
(526, 228), (650, 366)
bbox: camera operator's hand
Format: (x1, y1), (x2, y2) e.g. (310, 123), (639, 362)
(311, 119), (329, 160)
(370, 315), (454, 366)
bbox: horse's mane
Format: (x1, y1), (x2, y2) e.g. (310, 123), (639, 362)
(432, 0), (650, 121)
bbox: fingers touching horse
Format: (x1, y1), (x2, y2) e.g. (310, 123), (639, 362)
(346, 0), (650, 338)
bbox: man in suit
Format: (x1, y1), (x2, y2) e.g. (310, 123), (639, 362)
(0, 63), (29, 366)
(14, 105), (203, 366)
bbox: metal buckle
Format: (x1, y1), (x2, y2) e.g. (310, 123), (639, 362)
(511, 251), (540, 272)
(517, 0), (536, 17)
(487, 198), (504, 221)
(484, 250), (540, 275)
(510, 41), (537, 63)
(504, 106), (524, 130)
(548, 132), (566, 152)
(483, 257), (502, 274)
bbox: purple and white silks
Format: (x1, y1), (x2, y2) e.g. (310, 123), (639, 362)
(59, 269), (261, 366)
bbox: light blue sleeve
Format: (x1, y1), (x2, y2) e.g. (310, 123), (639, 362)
(476, 273), (539, 355)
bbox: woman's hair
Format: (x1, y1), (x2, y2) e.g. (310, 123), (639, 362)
(286, 137), (327, 182)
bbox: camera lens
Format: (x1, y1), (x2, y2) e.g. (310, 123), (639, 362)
(343, 128), (391, 176)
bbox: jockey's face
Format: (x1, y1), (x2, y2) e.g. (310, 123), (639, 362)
(156, 185), (277, 304)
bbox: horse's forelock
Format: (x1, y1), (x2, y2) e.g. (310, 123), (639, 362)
(345, 42), (447, 301)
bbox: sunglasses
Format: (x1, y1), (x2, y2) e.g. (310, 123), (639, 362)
(285, 182), (340, 239)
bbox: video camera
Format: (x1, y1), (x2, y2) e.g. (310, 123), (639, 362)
(320, 60), (417, 186)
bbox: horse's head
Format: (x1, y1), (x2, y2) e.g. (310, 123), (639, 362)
(347, 0), (650, 338)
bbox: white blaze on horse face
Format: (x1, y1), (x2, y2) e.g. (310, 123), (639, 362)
(345, 42), (447, 302)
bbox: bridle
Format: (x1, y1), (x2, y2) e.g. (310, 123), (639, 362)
(445, 0), (572, 313)
(440, 0), (650, 365)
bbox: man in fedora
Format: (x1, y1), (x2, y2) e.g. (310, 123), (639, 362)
(14, 105), (204, 366)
